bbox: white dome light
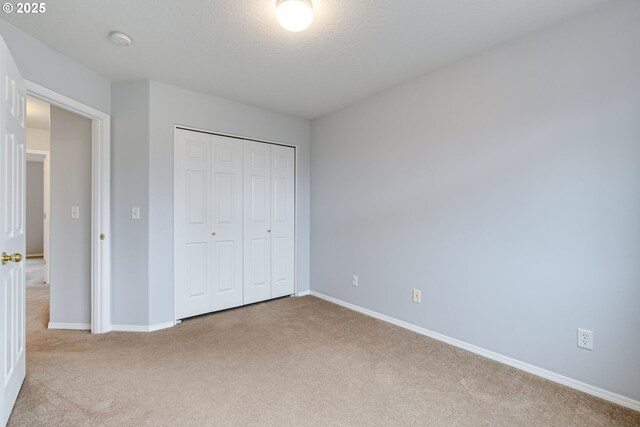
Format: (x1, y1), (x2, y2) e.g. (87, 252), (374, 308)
(109, 31), (133, 46)
(276, 0), (314, 32)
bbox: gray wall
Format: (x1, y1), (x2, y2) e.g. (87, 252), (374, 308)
(49, 106), (92, 325)
(0, 19), (110, 114)
(111, 81), (150, 326)
(26, 161), (44, 256)
(310, 0), (640, 402)
(110, 80), (310, 326)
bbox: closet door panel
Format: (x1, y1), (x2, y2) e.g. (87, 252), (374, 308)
(176, 130), (296, 318)
(270, 145), (295, 298)
(243, 141), (271, 304)
(211, 135), (243, 311)
(175, 129), (213, 319)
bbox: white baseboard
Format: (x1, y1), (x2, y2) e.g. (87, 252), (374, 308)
(310, 291), (640, 412)
(47, 322), (175, 333)
(296, 290), (311, 297)
(48, 322), (90, 331)
(111, 321), (175, 333)
(148, 321), (175, 332)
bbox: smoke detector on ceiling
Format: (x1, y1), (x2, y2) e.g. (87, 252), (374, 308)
(109, 31), (133, 46)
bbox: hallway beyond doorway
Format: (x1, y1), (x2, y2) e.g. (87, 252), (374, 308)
(25, 257), (45, 288)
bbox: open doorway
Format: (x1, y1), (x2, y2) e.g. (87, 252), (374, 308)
(25, 157), (47, 269)
(25, 95), (93, 331)
(25, 80), (111, 334)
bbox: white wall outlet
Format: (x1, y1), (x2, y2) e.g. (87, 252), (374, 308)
(352, 275), (359, 287)
(71, 206), (80, 219)
(132, 206), (140, 220)
(577, 328), (593, 350)
(412, 289), (421, 304)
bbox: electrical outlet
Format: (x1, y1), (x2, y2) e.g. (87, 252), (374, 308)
(412, 289), (421, 304)
(352, 275), (359, 287)
(577, 328), (593, 350)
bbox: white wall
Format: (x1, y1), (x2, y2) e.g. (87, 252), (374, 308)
(110, 80), (310, 326)
(49, 106), (92, 325)
(26, 161), (43, 256)
(0, 19), (110, 114)
(26, 128), (50, 151)
(310, 0), (640, 403)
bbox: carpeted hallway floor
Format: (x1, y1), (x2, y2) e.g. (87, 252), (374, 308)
(8, 279), (640, 426)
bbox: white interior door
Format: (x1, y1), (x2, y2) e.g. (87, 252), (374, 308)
(174, 129), (213, 319)
(243, 141), (271, 304)
(270, 145), (295, 298)
(211, 135), (243, 311)
(0, 37), (27, 426)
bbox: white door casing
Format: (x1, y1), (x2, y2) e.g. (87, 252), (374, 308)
(211, 135), (243, 311)
(270, 145), (295, 298)
(0, 37), (26, 426)
(242, 141), (272, 305)
(42, 151), (50, 284)
(174, 129), (213, 319)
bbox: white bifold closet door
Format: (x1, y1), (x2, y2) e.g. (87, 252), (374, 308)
(268, 145), (295, 299)
(243, 141), (272, 304)
(175, 129), (295, 320)
(211, 135), (244, 311)
(243, 142), (295, 303)
(174, 130), (244, 319)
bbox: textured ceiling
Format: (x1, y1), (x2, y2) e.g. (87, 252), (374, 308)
(26, 96), (50, 130)
(4, 0), (611, 118)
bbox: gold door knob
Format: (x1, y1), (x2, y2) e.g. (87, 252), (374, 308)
(1, 252), (22, 265)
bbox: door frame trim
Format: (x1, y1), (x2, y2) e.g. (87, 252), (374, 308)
(26, 80), (111, 334)
(173, 125), (298, 322)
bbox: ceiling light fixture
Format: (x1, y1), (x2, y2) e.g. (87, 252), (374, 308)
(109, 31), (133, 46)
(276, 0), (314, 32)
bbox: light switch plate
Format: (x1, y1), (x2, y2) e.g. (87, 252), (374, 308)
(71, 206), (80, 219)
(132, 207), (140, 220)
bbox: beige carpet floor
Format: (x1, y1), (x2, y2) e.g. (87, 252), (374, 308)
(8, 284), (640, 426)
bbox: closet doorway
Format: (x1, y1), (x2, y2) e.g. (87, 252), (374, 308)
(174, 128), (296, 320)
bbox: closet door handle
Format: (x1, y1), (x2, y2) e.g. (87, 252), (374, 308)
(267, 229), (271, 233)
(211, 231), (216, 236)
